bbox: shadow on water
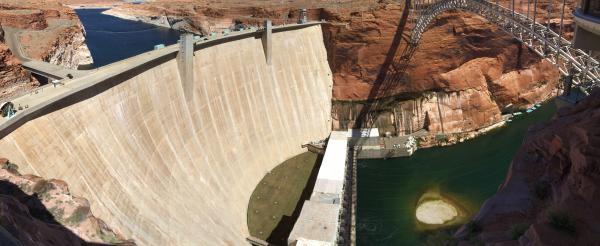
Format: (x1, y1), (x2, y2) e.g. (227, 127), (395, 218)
(357, 102), (557, 245)
(266, 154), (324, 245)
(0, 179), (126, 245)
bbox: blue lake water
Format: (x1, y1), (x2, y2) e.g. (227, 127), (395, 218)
(357, 102), (557, 245)
(75, 8), (181, 68)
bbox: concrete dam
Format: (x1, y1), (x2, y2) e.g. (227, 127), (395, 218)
(0, 23), (333, 245)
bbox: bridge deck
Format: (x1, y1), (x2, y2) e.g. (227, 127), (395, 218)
(22, 60), (91, 80)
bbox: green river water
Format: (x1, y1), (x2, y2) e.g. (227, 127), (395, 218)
(357, 101), (557, 245)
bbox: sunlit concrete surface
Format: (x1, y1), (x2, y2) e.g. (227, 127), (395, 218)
(0, 24), (332, 245)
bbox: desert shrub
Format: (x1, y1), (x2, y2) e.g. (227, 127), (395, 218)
(5, 162), (19, 173)
(32, 179), (50, 194)
(510, 222), (530, 240)
(548, 209), (575, 234)
(66, 206), (90, 225)
(534, 182), (550, 200)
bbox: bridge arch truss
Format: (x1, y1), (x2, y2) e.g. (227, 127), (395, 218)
(409, 0), (599, 93)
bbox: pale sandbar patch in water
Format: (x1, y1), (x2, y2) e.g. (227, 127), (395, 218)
(415, 199), (458, 225)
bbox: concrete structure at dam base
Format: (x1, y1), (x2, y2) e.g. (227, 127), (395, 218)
(0, 22), (333, 245)
(289, 131), (351, 245)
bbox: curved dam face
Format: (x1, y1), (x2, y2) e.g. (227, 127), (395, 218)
(0, 25), (332, 245)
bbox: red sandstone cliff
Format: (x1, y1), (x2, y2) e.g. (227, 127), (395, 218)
(0, 1), (93, 69)
(102, 1), (573, 141)
(0, 1), (93, 101)
(455, 92), (600, 245)
(0, 26), (39, 101)
(0, 158), (134, 245)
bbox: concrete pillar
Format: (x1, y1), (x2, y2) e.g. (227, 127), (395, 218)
(262, 20), (272, 65)
(178, 33), (194, 100)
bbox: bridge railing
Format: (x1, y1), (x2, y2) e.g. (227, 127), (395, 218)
(409, 0), (599, 94)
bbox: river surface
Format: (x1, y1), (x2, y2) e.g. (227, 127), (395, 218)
(357, 102), (557, 245)
(75, 8), (181, 68)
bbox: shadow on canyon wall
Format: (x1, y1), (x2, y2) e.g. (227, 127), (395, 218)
(0, 179), (122, 245)
(266, 154), (324, 245)
(352, 0), (419, 139)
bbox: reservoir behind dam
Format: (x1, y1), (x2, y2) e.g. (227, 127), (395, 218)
(76, 8), (181, 67)
(357, 102), (557, 245)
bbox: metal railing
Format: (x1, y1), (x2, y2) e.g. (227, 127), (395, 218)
(410, 0), (599, 94)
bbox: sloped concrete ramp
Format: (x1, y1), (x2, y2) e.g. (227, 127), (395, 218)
(0, 25), (332, 245)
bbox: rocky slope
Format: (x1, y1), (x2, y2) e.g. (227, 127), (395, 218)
(0, 158), (134, 245)
(455, 91), (600, 245)
(0, 1), (94, 69)
(0, 1), (93, 100)
(0, 26), (39, 101)
(102, 0), (573, 143)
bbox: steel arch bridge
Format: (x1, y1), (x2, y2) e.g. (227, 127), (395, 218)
(409, 0), (599, 96)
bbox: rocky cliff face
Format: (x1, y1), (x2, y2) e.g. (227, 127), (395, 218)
(0, 1), (93, 101)
(0, 1), (93, 68)
(329, 9), (560, 141)
(0, 158), (134, 245)
(0, 26), (39, 101)
(44, 22), (93, 70)
(103, 1), (568, 141)
(455, 92), (600, 245)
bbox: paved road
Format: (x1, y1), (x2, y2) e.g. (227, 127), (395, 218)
(2, 25), (91, 80)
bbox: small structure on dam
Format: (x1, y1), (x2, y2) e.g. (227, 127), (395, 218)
(349, 128), (418, 159)
(288, 131), (350, 245)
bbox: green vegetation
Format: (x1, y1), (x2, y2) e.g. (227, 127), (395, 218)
(510, 222), (530, 240)
(547, 209), (575, 234)
(66, 206), (90, 225)
(435, 134), (448, 142)
(98, 228), (121, 244)
(247, 152), (321, 245)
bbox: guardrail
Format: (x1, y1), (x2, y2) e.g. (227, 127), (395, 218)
(410, 0), (599, 93)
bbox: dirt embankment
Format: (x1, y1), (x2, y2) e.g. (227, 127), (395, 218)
(103, 1), (574, 140)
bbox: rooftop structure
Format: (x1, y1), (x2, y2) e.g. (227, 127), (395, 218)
(288, 131), (349, 245)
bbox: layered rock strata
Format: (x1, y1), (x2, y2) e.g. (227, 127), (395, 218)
(0, 26), (39, 101)
(0, 158), (133, 245)
(103, 1), (569, 142)
(0, 1), (93, 68)
(456, 91), (600, 245)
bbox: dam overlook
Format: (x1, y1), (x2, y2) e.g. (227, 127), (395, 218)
(0, 0), (598, 245)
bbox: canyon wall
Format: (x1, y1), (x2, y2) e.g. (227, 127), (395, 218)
(456, 91), (600, 245)
(103, 1), (567, 140)
(0, 25), (332, 245)
(0, 1), (92, 76)
(0, 26), (39, 100)
(0, 158), (131, 245)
